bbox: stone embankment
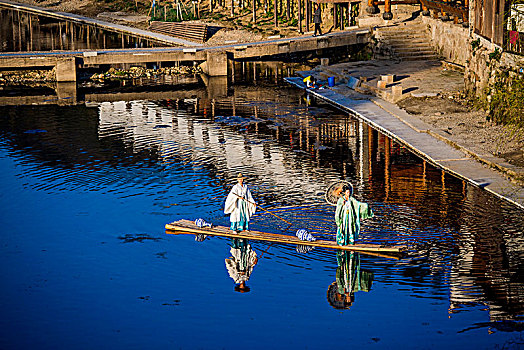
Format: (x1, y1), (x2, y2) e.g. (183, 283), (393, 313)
(0, 66), (202, 85)
(90, 66), (202, 81)
(287, 59), (524, 208)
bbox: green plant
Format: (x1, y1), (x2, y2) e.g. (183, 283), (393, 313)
(471, 38), (481, 56)
(488, 69), (524, 127)
(489, 47), (502, 61)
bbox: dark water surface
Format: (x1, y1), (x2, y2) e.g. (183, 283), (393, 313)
(0, 72), (523, 349)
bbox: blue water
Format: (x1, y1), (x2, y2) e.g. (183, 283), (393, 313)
(0, 82), (523, 349)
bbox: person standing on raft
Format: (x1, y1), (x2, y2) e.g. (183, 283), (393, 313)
(335, 184), (373, 246)
(224, 173), (256, 232)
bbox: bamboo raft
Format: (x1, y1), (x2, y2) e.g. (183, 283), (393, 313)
(165, 219), (408, 257)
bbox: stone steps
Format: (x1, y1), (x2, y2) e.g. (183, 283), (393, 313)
(389, 42), (435, 50)
(400, 54), (439, 61)
(393, 47), (436, 54)
(373, 20), (438, 61)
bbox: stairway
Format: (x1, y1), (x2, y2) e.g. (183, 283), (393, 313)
(373, 20), (439, 61)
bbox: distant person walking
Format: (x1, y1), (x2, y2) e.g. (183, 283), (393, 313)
(313, 3), (322, 36)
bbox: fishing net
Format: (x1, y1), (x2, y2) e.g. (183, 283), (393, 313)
(325, 181), (352, 206)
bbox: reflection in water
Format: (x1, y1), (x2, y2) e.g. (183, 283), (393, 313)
(0, 8), (168, 52)
(225, 239), (258, 293)
(0, 77), (523, 335)
(327, 252), (373, 309)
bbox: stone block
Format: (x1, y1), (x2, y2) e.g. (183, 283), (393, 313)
(320, 58), (330, 66)
(380, 74), (395, 83)
(377, 80), (387, 89)
(391, 85), (403, 99)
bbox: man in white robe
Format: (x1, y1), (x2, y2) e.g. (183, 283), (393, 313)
(224, 173), (256, 232)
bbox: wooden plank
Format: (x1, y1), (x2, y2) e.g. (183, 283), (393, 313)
(165, 219), (407, 257)
(148, 21), (208, 43)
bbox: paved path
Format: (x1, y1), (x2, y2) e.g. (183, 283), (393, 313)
(285, 76), (524, 210)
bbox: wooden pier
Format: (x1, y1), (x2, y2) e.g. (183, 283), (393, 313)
(0, 1), (369, 80)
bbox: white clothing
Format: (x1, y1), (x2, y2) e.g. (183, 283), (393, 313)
(224, 183), (256, 223)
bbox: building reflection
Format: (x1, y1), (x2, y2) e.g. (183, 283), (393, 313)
(0, 76), (522, 323)
(225, 238), (258, 293)
(327, 251), (374, 310)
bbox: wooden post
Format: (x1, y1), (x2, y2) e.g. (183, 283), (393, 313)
(29, 15), (32, 52)
(71, 22), (75, 50)
(342, 4), (345, 28)
(274, 0), (278, 27)
(383, 0), (392, 19)
(298, 0), (302, 33)
(231, 0), (234, 16)
(305, 0), (309, 32)
(334, 4), (338, 29)
(341, 4), (344, 29)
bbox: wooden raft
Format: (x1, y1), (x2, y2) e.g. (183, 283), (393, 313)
(148, 21), (208, 43)
(165, 219), (407, 256)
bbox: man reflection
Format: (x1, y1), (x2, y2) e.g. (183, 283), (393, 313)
(225, 238), (258, 293)
(327, 251), (374, 309)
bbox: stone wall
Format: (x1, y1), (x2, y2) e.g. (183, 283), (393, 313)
(420, 15), (523, 101)
(465, 43), (524, 98)
(421, 16), (470, 66)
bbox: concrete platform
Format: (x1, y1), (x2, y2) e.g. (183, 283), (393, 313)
(285, 76), (524, 210)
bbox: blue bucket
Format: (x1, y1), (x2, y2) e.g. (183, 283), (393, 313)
(328, 77), (335, 87)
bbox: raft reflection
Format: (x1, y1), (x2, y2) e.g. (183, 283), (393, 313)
(0, 82), (522, 324)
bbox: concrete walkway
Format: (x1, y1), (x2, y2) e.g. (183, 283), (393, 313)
(285, 76), (524, 210)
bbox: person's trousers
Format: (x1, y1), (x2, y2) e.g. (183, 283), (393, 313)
(314, 23), (322, 36)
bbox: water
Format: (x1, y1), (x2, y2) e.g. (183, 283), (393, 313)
(0, 73), (523, 349)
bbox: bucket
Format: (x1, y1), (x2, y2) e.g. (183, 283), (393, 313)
(328, 77), (335, 87)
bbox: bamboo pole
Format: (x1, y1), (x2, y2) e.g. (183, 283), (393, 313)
(232, 192), (292, 225)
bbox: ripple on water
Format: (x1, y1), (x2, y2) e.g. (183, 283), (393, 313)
(0, 89), (523, 331)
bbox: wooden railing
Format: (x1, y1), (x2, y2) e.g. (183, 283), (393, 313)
(148, 21), (208, 43)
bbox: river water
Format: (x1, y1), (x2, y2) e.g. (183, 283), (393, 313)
(0, 66), (523, 349)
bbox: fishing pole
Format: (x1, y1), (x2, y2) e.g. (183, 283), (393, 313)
(232, 192), (293, 226)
